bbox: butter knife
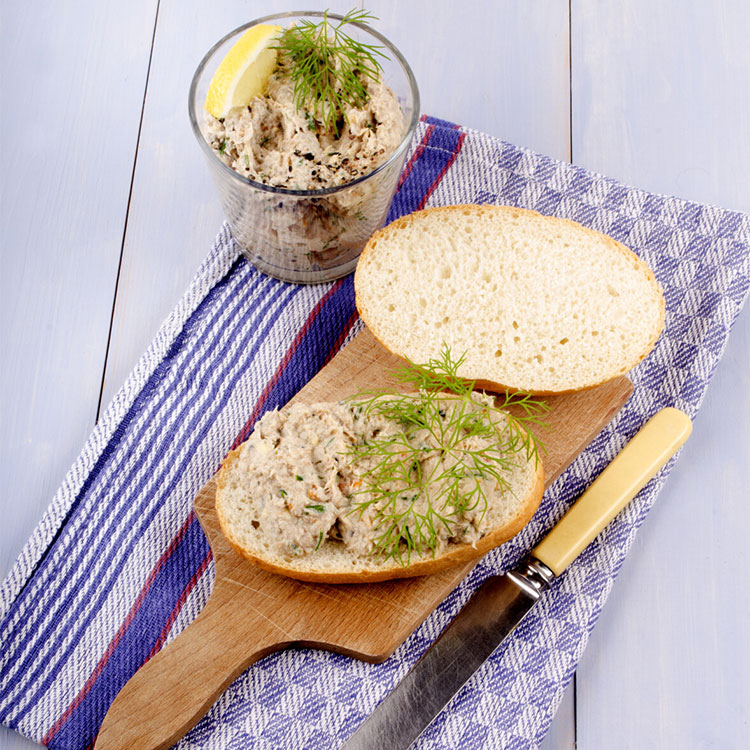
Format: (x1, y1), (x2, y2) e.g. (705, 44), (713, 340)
(341, 407), (692, 749)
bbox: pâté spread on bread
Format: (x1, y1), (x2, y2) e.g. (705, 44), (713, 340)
(223, 398), (523, 558)
(216, 351), (547, 583)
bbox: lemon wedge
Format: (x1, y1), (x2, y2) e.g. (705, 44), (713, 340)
(205, 24), (283, 118)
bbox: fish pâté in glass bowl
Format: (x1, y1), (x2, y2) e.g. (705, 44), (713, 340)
(189, 10), (419, 283)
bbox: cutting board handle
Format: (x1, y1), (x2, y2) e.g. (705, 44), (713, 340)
(95, 581), (291, 750)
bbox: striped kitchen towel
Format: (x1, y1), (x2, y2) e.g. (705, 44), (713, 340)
(1, 115), (749, 750)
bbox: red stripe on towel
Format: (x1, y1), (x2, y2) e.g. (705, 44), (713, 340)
(323, 309), (359, 367)
(147, 549), (213, 659)
(397, 124), (435, 190)
(417, 129), (467, 210)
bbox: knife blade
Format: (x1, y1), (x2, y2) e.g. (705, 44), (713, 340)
(341, 407), (692, 749)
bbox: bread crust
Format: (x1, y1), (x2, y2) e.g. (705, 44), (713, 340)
(354, 203), (665, 396)
(215, 423), (545, 584)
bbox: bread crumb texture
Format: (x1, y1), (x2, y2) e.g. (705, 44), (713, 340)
(355, 205), (665, 393)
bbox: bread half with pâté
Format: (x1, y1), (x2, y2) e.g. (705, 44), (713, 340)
(354, 204), (665, 395)
(216, 383), (545, 583)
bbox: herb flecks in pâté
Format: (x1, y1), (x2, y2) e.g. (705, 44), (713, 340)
(274, 9), (387, 137)
(346, 347), (548, 566)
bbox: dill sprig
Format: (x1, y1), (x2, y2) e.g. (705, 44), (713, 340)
(345, 347), (549, 566)
(275, 9), (387, 137)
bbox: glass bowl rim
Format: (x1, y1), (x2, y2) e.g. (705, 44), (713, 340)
(188, 10), (421, 198)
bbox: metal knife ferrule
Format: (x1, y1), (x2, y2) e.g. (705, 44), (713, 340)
(506, 556), (555, 600)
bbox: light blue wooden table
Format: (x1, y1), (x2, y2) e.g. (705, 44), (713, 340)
(2, 2), (748, 748)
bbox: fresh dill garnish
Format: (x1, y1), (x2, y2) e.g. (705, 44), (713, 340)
(218, 140), (227, 154)
(305, 503), (326, 513)
(345, 346), (548, 566)
(274, 9), (387, 137)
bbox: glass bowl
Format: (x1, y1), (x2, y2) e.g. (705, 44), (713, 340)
(189, 11), (420, 284)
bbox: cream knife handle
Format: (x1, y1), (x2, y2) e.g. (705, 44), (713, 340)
(532, 408), (692, 576)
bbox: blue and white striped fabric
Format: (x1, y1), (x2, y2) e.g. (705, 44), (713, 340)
(1, 115), (749, 750)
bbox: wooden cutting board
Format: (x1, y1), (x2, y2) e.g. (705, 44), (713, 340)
(96, 328), (632, 750)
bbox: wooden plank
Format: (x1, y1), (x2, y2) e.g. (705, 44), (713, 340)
(368, 0), (571, 160)
(571, 0), (750, 213)
(571, 2), (750, 748)
(0, 2), (159, 749)
(541, 681), (576, 750)
(0, 0), (158, 578)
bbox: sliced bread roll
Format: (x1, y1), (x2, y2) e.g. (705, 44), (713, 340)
(216, 397), (544, 583)
(354, 204), (665, 394)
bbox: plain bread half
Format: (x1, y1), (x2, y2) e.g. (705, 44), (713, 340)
(354, 204), (665, 394)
